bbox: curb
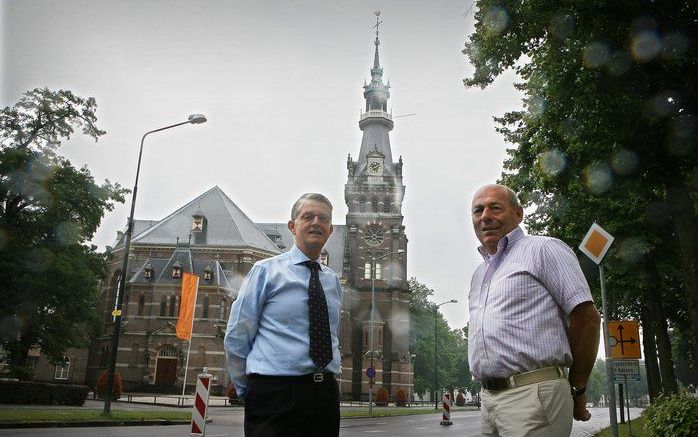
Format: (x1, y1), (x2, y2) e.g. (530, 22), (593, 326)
(0, 419), (191, 429)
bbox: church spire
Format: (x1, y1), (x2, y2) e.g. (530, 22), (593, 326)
(373, 11), (382, 70)
(358, 11), (393, 166)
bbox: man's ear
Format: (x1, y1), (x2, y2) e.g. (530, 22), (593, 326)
(516, 207), (524, 223)
(328, 224), (334, 235)
(288, 220), (296, 235)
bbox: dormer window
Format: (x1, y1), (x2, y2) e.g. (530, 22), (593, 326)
(204, 266), (213, 281)
(192, 210), (206, 233)
(143, 264), (154, 280)
(172, 261), (182, 279)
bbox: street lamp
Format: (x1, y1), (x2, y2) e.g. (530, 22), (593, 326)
(103, 114), (207, 414)
(368, 248), (405, 415)
(434, 299), (458, 410)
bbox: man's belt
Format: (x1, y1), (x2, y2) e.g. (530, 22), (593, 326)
(249, 372), (335, 384)
(480, 366), (565, 391)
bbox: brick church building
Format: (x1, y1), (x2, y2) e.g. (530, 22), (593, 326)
(87, 23), (411, 401)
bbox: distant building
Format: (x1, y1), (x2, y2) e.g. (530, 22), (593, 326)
(86, 22), (410, 401)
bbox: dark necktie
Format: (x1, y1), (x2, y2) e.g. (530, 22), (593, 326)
(303, 261), (333, 368)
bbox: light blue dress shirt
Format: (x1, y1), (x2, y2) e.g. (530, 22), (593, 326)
(224, 244), (343, 399)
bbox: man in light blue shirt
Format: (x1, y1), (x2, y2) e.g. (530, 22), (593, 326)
(225, 193), (342, 437)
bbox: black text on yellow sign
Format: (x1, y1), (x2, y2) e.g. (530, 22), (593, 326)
(608, 320), (641, 359)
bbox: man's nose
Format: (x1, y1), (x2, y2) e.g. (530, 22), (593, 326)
(480, 207), (493, 221)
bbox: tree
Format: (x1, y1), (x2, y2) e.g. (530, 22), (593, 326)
(408, 278), (472, 400)
(0, 88), (126, 375)
(463, 0), (697, 387)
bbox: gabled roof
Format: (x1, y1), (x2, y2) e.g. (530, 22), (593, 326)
(126, 186), (280, 254)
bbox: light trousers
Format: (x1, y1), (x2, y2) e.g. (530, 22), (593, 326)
(480, 377), (573, 436)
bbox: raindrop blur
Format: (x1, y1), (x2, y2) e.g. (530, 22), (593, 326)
(585, 162), (613, 194)
(527, 95), (546, 119)
(667, 114), (695, 156)
(24, 247), (54, 273)
(538, 149), (567, 176)
(55, 221), (81, 246)
(583, 42), (610, 68)
(606, 51), (632, 76)
(558, 117), (582, 142)
(632, 31), (662, 62)
(644, 91), (677, 119)
(550, 12), (575, 40)
(662, 32), (690, 60)
(645, 201), (669, 226)
(617, 237), (650, 264)
(611, 149), (639, 175)
(483, 6), (510, 34)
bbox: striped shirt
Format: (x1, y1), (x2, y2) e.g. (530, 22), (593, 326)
(468, 226), (592, 379)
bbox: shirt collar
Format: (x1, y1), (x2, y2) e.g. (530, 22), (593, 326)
(477, 226), (524, 260)
(290, 244), (325, 271)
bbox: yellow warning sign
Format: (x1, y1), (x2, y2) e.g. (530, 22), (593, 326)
(609, 320), (641, 359)
(111, 309), (122, 317)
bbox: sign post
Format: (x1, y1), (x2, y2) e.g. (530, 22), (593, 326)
(191, 368), (211, 436)
(366, 366), (376, 416)
(579, 222), (618, 437)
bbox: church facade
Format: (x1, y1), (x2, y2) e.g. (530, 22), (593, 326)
(87, 23), (411, 401)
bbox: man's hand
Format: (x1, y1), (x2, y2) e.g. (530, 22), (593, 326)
(573, 394), (591, 421)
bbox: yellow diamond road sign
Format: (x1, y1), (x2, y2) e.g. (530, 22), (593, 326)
(609, 320), (641, 359)
(579, 222), (614, 264)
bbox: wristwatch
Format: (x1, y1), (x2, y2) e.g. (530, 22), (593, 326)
(570, 385), (587, 398)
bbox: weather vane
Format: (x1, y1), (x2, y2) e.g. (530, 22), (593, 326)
(374, 10), (382, 46)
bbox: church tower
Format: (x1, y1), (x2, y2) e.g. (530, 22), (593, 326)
(343, 12), (409, 401)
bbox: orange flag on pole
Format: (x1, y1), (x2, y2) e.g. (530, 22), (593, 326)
(176, 272), (199, 340)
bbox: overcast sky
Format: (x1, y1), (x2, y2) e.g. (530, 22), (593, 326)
(2, 0), (525, 330)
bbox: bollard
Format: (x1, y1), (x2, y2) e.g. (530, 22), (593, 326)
(440, 392), (453, 426)
(191, 367), (211, 436)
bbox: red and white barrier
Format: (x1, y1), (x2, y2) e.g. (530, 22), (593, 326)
(440, 392), (453, 426)
(191, 368), (211, 436)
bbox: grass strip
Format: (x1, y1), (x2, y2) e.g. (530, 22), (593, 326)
(341, 408), (438, 418)
(594, 417), (647, 437)
(0, 410), (190, 423)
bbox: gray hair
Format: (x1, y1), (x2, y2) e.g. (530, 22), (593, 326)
(476, 184), (521, 208)
(291, 193), (333, 220)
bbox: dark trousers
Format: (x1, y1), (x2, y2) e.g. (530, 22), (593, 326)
(244, 374), (340, 437)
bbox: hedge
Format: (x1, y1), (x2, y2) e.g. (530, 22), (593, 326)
(642, 392), (698, 437)
(0, 380), (89, 405)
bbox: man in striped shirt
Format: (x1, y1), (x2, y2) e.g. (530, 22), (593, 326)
(468, 184), (601, 436)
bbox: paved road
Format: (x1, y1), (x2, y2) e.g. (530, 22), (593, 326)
(0, 403), (642, 437)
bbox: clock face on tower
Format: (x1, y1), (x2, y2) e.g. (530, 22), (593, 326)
(369, 161), (382, 173)
(364, 225), (385, 247)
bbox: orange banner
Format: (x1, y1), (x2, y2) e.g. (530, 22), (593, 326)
(176, 272), (199, 340)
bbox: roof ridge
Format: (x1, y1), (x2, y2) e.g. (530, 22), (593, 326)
(132, 186), (219, 243)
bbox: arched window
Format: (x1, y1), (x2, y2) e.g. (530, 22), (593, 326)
(202, 296), (209, 319)
(359, 196), (366, 213)
(371, 197), (379, 213)
(375, 261), (382, 280)
(160, 295), (167, 317)
(54, 356), (70, 380)
(138, 295), (145, 316)
(383, 197), (391, 213)
(364, 259), (371, 280)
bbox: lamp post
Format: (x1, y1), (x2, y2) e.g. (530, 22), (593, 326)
(103, 114), (207, 414)
(368, 248), (405, 415)
(434, 299), (458, 410)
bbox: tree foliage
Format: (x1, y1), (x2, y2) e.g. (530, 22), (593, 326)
(0, 88), (126, 372)
(408, 278), (472, 400)
(463, 0), (698, 384)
